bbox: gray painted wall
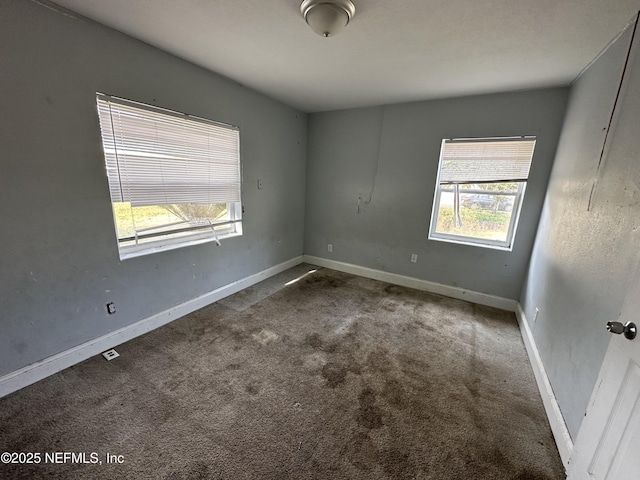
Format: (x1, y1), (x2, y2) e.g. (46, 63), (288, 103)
(304, 89), (568, 299)
(0, 0), (306, 377)
(521, 23), (640, 440)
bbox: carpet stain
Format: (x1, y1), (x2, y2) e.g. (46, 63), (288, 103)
(303, 333), (340, 354)
(303, 275), (346, 289)
(304, 333), (324, 350)
(383, 284), (404, 295)
(381, 378), (407, 407)
(366, 348), (393, 373)
(357, 388), (384, 429)
(381, 301), (398, 312)
(245, 383), (260, 395)
(321, 362), (349, 387)
(342, 432), (377, 471)
(381, 446), (417, 479)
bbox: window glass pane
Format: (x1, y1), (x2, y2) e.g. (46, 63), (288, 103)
(434, 182), (522, 243)
(113, 202), (233, 244)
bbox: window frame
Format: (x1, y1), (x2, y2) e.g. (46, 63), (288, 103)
(428, 137), (535, 251)
(95, 93), (243, 260)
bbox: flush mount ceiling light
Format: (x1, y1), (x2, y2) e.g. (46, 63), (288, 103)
(300, 0), (356, 37)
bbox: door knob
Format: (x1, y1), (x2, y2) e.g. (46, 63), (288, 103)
(606, 321), (637, 340)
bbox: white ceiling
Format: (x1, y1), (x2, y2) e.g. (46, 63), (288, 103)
(50, 0), (640, 112)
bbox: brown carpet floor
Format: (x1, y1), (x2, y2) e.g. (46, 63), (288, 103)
(0, 265), (565, 479)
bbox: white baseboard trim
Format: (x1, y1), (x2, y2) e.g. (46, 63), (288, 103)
(0, 256), (304, 398)
(515, 303), (573, 469)
(303, 255), (518, 312)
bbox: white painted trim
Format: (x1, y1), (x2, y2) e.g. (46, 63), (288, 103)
(0, 256), (304, 398)
(303, 255), (518, 311)
(515, 303), (573, 470)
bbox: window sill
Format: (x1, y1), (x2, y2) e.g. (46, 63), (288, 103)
(428, 234), (513, 252)
(118, 230), (242, 260)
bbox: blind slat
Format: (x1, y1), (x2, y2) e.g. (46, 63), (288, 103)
(96, 95), (241, 207)
(439, 138), (536, 184)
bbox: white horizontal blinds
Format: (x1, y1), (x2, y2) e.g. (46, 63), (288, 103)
(96, 94), (241, 207)
(439, 138), (536, 184)
(96, 99), (125, 203)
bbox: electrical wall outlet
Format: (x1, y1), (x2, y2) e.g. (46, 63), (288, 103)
(257, 179), (263, 189)
(533, 308), (540, 323)
(327, 244), (333, 252)
(102, 349), (119, 361)
(411, 254), (418, 263)
(106, 302), (116, 314)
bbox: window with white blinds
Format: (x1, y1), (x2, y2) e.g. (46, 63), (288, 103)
(96, 93), (242, 259)
(439, 138), (536, 185)
(429, 137), (536, 250)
